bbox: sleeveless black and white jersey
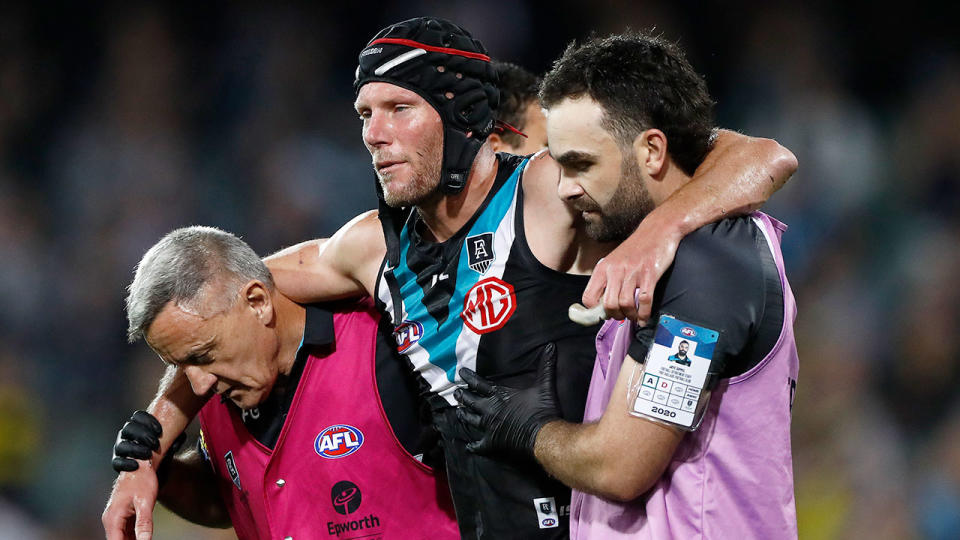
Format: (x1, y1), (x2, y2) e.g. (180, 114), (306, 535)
(376, 153), (599, 538)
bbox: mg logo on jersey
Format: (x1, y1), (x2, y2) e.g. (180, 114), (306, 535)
(681, 326), (697, 337)
(315, 425), (364, 459)
(394, 320), (424, 353)
(466, 232), (495, 274)
(461, 277), (516, 334)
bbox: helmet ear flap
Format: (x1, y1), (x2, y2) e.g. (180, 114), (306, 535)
(451, 86), (494, 134)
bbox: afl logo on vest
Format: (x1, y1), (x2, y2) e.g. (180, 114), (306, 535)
(681, 326), (697, 337)
(315, 425), (364, 459)
(393, 320), (424, 353)
(461, 277), (516, 334)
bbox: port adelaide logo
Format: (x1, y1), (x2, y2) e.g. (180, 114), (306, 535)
(466, 232), (495, 274)
(315, 425), (364, 459)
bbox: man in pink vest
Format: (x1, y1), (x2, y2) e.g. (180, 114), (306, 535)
(456, 31), (799, 538)
(109, 226), (458, 539)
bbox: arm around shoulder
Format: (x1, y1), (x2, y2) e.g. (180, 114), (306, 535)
(265, 210), (386, 302)
(696, 129), (798, 214)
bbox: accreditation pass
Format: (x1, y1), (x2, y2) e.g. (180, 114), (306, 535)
(631, 314), (719, 429)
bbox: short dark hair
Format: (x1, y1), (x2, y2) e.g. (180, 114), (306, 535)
(540, 31), (715, 175)
(494, 61), (542, 148)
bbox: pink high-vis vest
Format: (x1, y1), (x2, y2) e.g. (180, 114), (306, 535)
(198, 300), (458, 540)
(571, 213), (799, 539)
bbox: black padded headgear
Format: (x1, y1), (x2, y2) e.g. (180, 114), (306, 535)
(354, 17), (499, 194)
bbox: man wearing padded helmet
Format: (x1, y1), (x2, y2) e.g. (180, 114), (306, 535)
(104, 17), (797, 539)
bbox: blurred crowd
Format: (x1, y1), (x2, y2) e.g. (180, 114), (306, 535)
(0, 2), (956, 539)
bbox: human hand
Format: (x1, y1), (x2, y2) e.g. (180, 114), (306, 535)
(455, 343), (560, 457)
(581, 215), (681, 324)
(112, 411), (162, 473)
(102, 463), (159, 540)
(112, 410), (186, 480)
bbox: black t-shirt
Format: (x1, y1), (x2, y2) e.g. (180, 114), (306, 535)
(627, 216), (784, 379)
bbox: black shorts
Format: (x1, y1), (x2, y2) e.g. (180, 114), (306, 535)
(432, 406), (571, 540)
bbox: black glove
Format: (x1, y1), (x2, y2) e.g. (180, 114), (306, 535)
(112, 410), (186, 477)
(455, 342), (560, 457)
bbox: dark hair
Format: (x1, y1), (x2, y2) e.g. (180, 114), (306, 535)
(540, 31), (715, 175)
(493, 61), (542, 148)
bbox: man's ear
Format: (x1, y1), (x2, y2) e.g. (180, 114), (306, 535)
(633, 129), (668, 178)
(242, 280), (273, 325)
(487, 132), (504, 153)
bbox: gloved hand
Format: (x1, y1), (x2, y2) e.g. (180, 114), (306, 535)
(112, 410), (185, 476)
(455, 342), (560, 458)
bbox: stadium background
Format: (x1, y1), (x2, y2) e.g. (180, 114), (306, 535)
(0, 2), (957, 538)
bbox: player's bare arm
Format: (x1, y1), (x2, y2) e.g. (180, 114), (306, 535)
(533, 353), (684, 501)
(266, 209), (386, 302)
(521, 149), (615, 275)
(583, 130), (797, 322)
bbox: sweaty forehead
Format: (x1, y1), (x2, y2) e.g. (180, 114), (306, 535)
(546, 96), (613, 151)
(355, 82), (427, 109)
(144, 301), (212, 359)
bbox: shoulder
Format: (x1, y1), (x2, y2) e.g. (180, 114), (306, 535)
(655, 216), (769, 320)
(329, 210), (385, 258)
(336, 209), (384, 241)
(520, 148), (560, 185)
(325, 210), (386, 291)
(671, 216), (766, 280)
(518, 149), (577, 230)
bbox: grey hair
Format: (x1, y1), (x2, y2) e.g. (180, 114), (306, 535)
(125, 226), (274, 343)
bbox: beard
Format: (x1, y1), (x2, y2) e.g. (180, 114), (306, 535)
(376, 130), (444, 208)
(583, 152), (656, 243)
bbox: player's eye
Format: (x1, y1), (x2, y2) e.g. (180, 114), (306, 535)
(563, 161), (591, 174)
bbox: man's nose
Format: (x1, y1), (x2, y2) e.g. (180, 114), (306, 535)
(362, 111), (392, 148)
(557, 172), (584, 202)
(183, 365), (217, 396)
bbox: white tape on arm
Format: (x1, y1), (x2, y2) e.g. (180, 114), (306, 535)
(567, 303), (609, 326)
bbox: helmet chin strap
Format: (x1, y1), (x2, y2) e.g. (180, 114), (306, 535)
(439, 127), (484, 194)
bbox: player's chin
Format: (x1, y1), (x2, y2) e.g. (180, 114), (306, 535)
(230, 389), (258, 410)
(382, 185), (424, 208)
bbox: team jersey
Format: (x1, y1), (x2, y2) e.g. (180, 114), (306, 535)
(571, 213), (799, 539)
(376, 153), (599, 538)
